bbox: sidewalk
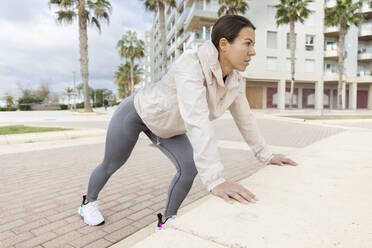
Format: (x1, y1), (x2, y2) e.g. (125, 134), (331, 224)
(113, 129), (372, 248)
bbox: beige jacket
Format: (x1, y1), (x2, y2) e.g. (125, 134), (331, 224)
(134, 40), (273, 192)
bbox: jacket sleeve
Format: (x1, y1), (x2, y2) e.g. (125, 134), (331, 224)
(229, 79), (274, 165)
(174, 53), (226, 192)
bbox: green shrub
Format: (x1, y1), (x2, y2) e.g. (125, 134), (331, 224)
(76, 102), (84, 109)
(17, 96), (43, 111)
(59, 104), (68, 110)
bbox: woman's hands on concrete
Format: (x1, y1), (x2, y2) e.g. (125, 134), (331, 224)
(210, 181), (259, 205)
(270, 156), (298, 166)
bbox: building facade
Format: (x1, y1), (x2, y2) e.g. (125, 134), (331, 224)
(145, 0), (372, 110)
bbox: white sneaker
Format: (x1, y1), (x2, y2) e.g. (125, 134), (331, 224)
(78, 195), (105, 226)
(155, 212), (177, 232)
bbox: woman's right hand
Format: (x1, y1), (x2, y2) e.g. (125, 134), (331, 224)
(210, 181), (259, 205)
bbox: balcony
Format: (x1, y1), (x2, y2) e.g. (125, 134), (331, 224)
(358, 23), (372, 41)
(166, 7), (190, 42)
(183, 1), (218, 32)
(324, 25), (340, 37)
(357, 71), (372, 76)
(166, 10), (176, 26)
(358, 52), (372, 62)
(359, 2), (372, 19)
(325, 0), (336, 8)
(324, 49), (346, 60)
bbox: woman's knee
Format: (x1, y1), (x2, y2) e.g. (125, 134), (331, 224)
(102, 160), (123, 176)
(180, 161), (198, 180)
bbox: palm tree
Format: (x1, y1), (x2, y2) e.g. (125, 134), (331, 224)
(65, 87), (74, 107)
(117, 31), (145, 96)
(142, 0), (176, 75)
(114, 62), (143, 98)
(217, 0), (249, 16)
(325, 0), (364, 109)
(274, 0), (313, 109)
(49, 0), (112, 112)
(76, 83), (84, 102)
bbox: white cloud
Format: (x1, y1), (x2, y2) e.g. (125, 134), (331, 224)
(0, 0), (153, 102)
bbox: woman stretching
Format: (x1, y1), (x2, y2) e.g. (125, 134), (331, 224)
(78, 15), (298, 231)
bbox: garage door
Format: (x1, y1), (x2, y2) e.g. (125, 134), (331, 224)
(246, 87), (263, 109)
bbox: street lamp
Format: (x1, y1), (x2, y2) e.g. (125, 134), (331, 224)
(72, 71), (76, 111)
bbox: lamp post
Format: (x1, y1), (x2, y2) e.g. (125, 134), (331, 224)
(72, 71), (76, 111)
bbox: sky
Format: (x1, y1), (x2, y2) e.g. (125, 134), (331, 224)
(0, 0), (153, 103)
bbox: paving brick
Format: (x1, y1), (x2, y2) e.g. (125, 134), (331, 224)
(83, 238), (112, 248)
(131, 214), (157, 229)
(129, 199), (158, 212)
(0, 231), (16, 241)
(47, 211), (75, 222)
(101, 218), (133, 233)
(15, 232), (57, 248)
(104, 225), (137, 243)
(69, 230), (107, 247)
(12, 218), (50, 235)
(127, 208), (153, 221)
(0, 219), (26, 233)
(0, 232), (34, 247)
(30, 219), (68, 236)
(114, 193), (138, 204)
(104, 209), (135, 223)
(54, 220), (86, 235)
(42, 231), (82, 248)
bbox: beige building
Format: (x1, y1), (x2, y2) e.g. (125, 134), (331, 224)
(145, 0), (372, 110)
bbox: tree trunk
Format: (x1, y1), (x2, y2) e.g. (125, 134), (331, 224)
(78, 1), (93, 112)
(158, 1), (167, 75)
(338, 23), (346, 110)
(130, 57), (134, 95)
(289, 16), (296, 109)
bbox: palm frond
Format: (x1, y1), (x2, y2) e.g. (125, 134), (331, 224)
(55, 10), (77, 24)
(274, 0), (314, 27)
(142, 0), (157, 11)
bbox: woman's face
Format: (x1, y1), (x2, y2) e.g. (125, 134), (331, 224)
(221, 27), (256, 72)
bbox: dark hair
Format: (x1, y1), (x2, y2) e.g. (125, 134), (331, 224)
(211, 15), (256, 51)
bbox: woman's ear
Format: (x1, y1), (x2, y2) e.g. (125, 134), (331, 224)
(219, 38), (228, 52)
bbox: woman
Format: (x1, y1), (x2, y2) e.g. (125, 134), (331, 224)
(78, 15), (298, 230)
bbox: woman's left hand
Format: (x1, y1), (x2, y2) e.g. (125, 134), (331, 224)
(269, 156), (298, 166)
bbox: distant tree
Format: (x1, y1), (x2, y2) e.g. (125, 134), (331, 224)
(115, 62), (143, 98)
(217, 0), (249, 16)
(324, 0), (364, 109)
(49, 0), (112, 112)
(274, 0), (314, 109)
(116, 31), (145, 96)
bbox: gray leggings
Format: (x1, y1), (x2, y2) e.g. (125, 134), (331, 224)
(86, 94), (198, 217)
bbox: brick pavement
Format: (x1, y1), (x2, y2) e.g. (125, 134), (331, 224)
(0, 117), (345, 247)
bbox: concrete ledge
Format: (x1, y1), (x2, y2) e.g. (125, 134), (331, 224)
(0, 129), (106, 145)
(72, 111), (106, 116)
(117, 130), (372, 248)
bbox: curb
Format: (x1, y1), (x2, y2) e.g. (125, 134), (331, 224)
(0, 128), (107, 145)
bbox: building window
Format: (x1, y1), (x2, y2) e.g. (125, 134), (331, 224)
(305, 35), (315, 51)
(286, 33), (297, 49)
(267, 31), (277, 49)
(305, 12), (315, 26)
(266, 57), (277, 71)
(305, 59), (315, 72)
(325, 40), (337, 51)
(267, 6), (276, 23)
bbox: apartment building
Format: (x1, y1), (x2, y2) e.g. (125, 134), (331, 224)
(142, 30), (154, 86)
(146, 0), (372, 110)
